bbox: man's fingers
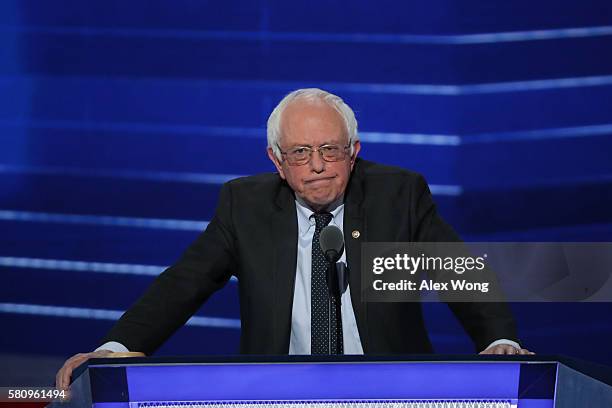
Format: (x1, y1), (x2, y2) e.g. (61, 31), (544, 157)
(56, 350), (113, 390)
(55, 368), (63, 391)
(57, 362), (70, 390)
(480, 345), (510, 354)
(57, 360), (73, 390)
(60, 355), (85, 389)
(57, 355), (84, 390)
(480, 345), (535, 355)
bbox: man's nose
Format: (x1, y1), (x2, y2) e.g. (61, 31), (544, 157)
(309, 150), (325, 173)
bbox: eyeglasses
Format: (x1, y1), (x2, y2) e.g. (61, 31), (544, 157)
(278, 144), (351, 166)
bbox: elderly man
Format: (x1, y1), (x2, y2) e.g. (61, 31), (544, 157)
(56, 88), (531, 389)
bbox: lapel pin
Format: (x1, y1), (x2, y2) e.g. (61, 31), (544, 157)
(352, 230), (360, 239)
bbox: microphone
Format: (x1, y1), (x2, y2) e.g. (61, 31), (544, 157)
(320, 225), (349, 297)
(320, 225), (344, 263)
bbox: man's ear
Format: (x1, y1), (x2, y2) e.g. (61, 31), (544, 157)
(267, 147), (286, 180)
(350, 140), (361, 170)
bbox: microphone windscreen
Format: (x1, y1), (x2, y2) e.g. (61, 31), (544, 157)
(320, 225), (345, 261)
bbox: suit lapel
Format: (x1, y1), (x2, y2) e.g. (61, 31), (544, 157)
(343, 160), (368, 351)
(272, 181), (298, 353)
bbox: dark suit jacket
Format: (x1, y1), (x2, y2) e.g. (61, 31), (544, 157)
(102, 159), (517, 355)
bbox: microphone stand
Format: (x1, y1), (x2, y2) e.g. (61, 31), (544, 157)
(326, 259), (344, 355)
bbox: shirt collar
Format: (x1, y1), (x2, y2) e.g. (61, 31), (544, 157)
(295, 196), (344, 236)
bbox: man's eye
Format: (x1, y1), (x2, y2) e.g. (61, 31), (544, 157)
(292, 148), (307, 154)
(322, 146), (339, 152)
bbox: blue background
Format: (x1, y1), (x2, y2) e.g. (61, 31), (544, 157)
(1, 0), (612, 384)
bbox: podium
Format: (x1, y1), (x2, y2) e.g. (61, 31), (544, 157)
(59, 355), (612, 408)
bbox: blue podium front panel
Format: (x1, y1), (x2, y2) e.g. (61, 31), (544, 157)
(79, 359), (557, 408)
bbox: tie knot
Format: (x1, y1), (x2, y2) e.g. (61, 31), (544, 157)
(313, 212), (333, 231)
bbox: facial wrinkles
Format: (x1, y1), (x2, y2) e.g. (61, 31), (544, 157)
(279, 101), (351, 211)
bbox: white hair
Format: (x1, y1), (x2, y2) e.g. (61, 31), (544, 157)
(267, 88), (359, 160)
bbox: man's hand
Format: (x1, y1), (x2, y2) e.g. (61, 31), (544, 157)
(480, 344), (535, 355)
(56, 349), (113, 390)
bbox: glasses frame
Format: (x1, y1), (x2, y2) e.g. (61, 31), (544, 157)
(278, 144), (351, 166)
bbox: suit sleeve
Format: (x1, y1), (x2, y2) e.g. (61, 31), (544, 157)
(100, 182), (238, 355)
(410, 174), (519, 351)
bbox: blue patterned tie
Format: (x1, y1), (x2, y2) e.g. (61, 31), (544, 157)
(311, 212), (343, 354)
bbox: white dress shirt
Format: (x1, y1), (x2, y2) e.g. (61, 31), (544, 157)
(288, 199), (364, 354)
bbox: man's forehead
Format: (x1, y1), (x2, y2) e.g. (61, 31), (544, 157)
(280, 132), (348, 148)
(279, 100), (348, 145)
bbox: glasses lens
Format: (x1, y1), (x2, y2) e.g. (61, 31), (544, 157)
(287, 147), (310, 165)
(321, 145), (346, 162)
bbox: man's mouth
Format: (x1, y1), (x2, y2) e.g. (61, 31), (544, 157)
(305, 176), (335, 186)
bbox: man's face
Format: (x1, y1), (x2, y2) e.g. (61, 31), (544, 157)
(267, 100), (361, 211)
